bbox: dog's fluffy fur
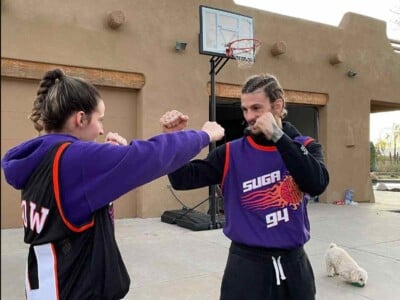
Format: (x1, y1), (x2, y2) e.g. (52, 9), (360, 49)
(325, 243), (368, 287)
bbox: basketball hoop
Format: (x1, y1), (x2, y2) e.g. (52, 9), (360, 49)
(226, 38), (262, 69)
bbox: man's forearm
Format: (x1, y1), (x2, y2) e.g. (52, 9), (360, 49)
(276, 135), (329, 195)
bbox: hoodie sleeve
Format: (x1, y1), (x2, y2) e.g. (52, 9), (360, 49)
(167, 144), (226, 190)
(60, 130), (210, 225)
(275, 134), (329, 196)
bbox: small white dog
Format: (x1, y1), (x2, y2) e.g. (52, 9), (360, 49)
(325, 243), (368, 287)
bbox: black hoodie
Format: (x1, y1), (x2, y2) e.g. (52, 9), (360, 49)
(168, 121), (329, 196)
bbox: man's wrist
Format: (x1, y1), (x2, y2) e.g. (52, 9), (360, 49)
(271, 126), (284, 143)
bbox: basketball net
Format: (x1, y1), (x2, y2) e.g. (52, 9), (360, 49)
(226, 38), (262, 69)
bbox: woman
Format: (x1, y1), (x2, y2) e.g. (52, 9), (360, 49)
(1, 68), (224, 300)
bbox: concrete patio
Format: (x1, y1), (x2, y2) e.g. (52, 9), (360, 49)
(2, 190), (399, 300)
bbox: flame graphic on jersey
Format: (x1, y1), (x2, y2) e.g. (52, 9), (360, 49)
(241, 176), (303, 210)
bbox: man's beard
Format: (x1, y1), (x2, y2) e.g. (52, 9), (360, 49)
(243, 126), (273, 145)
(244, 126), (264, 137)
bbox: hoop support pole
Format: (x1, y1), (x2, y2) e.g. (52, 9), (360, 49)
(207, 55), (229, 229)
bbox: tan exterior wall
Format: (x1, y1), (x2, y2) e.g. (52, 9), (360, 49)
(1, 76), (139, 228)
(1, 0), (400, 228)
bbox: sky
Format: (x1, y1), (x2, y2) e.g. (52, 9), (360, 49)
(235, 0), (400, 39)
(235, 0), (400, 143)
(370, 111), (400, 143)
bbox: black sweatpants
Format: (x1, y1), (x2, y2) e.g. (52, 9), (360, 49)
(220, 242), (316, 300)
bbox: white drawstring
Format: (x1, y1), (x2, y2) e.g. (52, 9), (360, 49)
(272, 256), (286, 286)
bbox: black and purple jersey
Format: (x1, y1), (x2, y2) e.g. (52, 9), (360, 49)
(168, 121), (329, 250)
(22, 142), (129, 299)
(2, 129), (211, 299)
(222, 135), (313, 249)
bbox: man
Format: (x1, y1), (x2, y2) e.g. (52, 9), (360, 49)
(161, 74), (329, 300)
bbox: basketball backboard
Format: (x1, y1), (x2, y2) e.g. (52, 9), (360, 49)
(199, 5), (254, 58)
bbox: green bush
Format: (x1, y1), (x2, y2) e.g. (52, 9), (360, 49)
(375, 158), (400, 174)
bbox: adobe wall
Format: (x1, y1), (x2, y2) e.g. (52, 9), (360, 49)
(1, 0), (400, 227)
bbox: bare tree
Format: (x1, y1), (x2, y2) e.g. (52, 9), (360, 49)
(389, 1), (400, 37)
(392, 123), (400, 164)
(391, 3), (400, 22)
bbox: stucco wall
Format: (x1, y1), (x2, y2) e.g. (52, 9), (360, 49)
(1, 0), (400, 228)
(0, 77), (139, 228)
